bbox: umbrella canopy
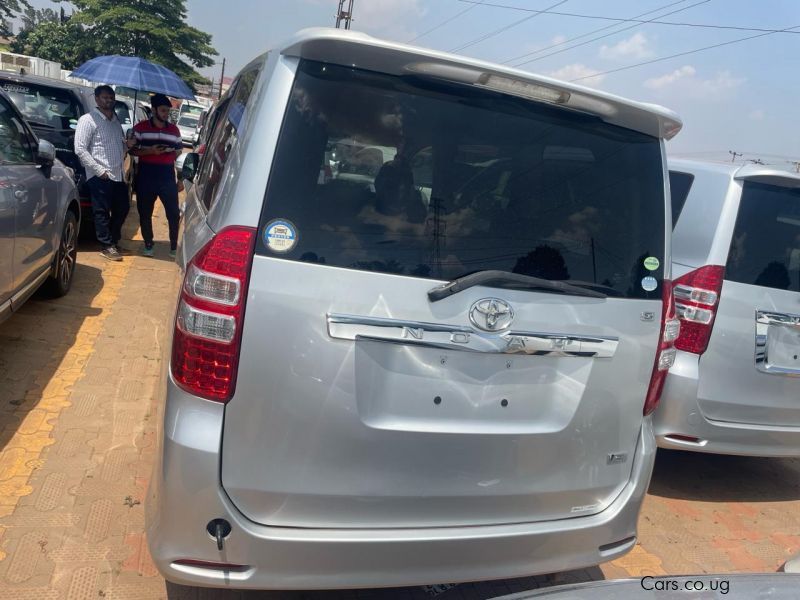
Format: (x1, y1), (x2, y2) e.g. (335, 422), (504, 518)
(71, 55), (195, 100)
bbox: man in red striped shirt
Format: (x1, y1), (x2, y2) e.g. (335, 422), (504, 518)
(130, 94), (183, 257)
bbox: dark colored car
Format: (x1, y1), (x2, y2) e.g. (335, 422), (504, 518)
(0, 72), (102, 233)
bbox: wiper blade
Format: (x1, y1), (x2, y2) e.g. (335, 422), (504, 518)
(427, 270), (607, 302)
(27, 120), (54, 129)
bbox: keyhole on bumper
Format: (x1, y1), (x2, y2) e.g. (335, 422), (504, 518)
(501, 399), (509, 407)
(434, 396), (442, 405)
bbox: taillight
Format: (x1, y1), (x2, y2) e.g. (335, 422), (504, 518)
(643, 282), (680, 416)
(198, 143), (206, 155)
(672, 265), (724, 355)
(171, 226), (257, 402)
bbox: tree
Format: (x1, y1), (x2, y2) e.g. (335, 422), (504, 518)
(19, 6), (59, 31)
(11, 18), (93, 69)
(0, 0), (31, 35)
(67, 0), (216, 88)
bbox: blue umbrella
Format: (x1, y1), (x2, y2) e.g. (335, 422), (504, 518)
(71, 55), (195, 100)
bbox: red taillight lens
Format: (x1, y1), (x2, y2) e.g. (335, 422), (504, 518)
(643, 282), (680, 416)
(198, 143), (206, 155)
(171, 226), (257, 402)
(673, 265), (725, 355)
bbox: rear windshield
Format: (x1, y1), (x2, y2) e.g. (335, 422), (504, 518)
(115, 101), (131, 124)
(726, 181), (800, 293)
(258, 60), (667, 299)
(178, 115), (198, 127)
(181, 103), (204, 116)
(1, 81), (81, 131)
(668, 171), (694, 229)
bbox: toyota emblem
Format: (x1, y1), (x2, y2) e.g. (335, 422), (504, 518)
(469, 298), (514, 332)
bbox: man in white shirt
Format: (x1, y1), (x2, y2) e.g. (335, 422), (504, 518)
(74, 85), (136, 261)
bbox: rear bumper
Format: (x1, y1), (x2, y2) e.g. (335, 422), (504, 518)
(655, 352), (800, 457)
(146, 378), (656, 590)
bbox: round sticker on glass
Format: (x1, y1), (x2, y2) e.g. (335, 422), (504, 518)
(263, 219), (298, 254)
(641, 276), (658, 292)
(643, 256), (660, 271)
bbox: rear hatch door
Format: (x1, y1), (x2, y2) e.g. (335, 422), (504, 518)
(700, 177), (800, 426)
(222, 59), (669, 529)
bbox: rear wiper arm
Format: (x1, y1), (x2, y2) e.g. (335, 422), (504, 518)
(428, 270), (607, 302)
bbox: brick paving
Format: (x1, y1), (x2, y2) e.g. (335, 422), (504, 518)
(1, 201), (799, 599)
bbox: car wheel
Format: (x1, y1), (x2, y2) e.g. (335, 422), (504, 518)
(42, 211), (78, 298)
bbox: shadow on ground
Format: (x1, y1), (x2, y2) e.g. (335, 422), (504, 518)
(0, 260), (104, 451)
(0, 212), (143, 452)
(164, 567), (604, 600)
(648, 449), (800, 502)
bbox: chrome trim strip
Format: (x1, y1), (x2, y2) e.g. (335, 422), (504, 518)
(327, 313), (618, 358)
(755, 310), (800, 377)
(10, 269), (49, 308)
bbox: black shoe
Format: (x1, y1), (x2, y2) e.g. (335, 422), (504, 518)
(114, 243), (131, 255)
(101, 246), (122, 261)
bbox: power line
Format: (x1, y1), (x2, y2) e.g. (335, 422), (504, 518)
(407, 0), (484, 43)
(458, 0), (800, 35)
(676, 150), (800, 160)
(569, 23), (800, 82)
(448, 0), (569, 53)
(512, 0), (710, 68)
(502, 0), (692, 65)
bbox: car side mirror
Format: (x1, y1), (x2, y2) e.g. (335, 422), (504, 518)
(37, 139), (56, 166)
(181, 152), (200, 183)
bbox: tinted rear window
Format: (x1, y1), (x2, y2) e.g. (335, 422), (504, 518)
(258, 60), (666, 299)
(726, 181), (800, 292)
(1, 81), (82, 130)
(115, 101), (131, 124)
(668, 171), (694, 229)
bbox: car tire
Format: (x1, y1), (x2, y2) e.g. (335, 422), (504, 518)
(42, 211), (78, 298)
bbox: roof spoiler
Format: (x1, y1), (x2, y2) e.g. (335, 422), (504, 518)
(734, 165), (800, 189)
(279, 28), (683, 141)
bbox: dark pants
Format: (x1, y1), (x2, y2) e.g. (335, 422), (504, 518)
(136, 163), (180, 250)
(87, 176), (130, 247)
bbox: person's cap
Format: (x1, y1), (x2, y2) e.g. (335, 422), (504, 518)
(150, 94), (171, 109)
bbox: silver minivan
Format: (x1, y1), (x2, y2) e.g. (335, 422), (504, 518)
(146, 28), (682, 589)
(655, 158), (800, 456)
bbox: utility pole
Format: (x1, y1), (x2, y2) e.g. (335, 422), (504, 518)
(218, 58), (226, 100)
(335, 0), (355, 29)
(729, 150), (743, 163)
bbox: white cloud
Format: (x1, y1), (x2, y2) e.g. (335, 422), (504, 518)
(548, 64), (606, 87)
(749, 109), (766, 120)
(551, 34), (567, 46)
(700, 70), (746, 94)
(600, 33), (653, 60)
(643, 66), (745, 104)
(644, 65), (696, 89)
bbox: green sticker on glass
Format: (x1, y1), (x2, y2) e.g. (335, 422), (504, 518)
(643, 257), (660, 271)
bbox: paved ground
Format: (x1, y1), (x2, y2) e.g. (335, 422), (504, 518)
(1, 203), (799, 599)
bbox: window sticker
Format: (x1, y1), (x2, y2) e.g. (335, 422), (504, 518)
(2, 84), (30, 94)
(643, 256), (660, 271)
(263, 219), (298, 254)
(641, 276), (658, 292)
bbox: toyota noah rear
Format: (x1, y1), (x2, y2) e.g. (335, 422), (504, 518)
(146, 28), (682, 590)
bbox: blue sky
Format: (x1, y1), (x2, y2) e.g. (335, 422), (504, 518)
(29, 0), (800, 164)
